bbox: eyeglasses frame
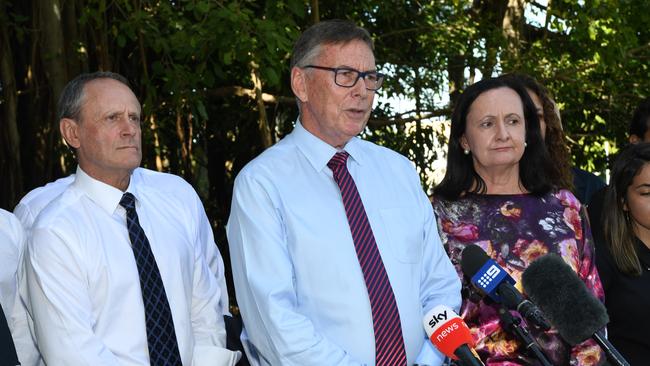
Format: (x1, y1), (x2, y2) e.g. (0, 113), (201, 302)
(302, 65), (385, 91)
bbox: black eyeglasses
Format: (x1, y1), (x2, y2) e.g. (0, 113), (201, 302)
(303, 65), (385, 91)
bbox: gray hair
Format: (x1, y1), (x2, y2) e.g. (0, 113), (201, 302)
(290, 19), (374, 69)
(57, 71), (131, 122)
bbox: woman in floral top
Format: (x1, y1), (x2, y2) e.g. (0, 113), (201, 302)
(432, 77), (605, 365)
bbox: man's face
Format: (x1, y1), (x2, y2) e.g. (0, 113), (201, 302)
(293, 40), (377, 148)
(69, 78), (142, 183)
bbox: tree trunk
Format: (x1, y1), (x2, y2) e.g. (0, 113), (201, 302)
(38, 0), (68, 180)
(310, 0), (319, 24)
(175, 107), (193, 181)
(250, 61), (273, 148)
(447, 53), (465, 108)
(148, 115), (164, 172)
(502, 0), (524, 61)
(0, 0), (23, 208)
(62, 0), (82, 77)
(413, 72), (426, 185)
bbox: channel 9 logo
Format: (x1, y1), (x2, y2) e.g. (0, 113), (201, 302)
(471, 258), (515, 302)
(476, 264), (501, 288)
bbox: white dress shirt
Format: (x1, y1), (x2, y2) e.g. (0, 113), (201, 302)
(24, 167), (239, 366)
(227, 122), (461, 366)
(12, 176), (73, 366)
(12, 171), (231, 366)
(14, 175), (75, 233)
(0, 209), (23, 331)
(0, 209), (22, 366)
(14, 172), (229, 314)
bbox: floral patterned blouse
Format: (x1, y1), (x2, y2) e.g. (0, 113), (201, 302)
(432, 189), (605, 366)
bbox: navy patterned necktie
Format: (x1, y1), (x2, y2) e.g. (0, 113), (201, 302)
(327, 152), (407, 366)
(119, 193), (183, 366)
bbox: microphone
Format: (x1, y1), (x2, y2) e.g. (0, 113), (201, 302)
(460, 244), (550, 330)
(521, 254), (630, 366)
(423, 305), (485, 366)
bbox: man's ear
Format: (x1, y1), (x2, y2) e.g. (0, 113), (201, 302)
(60, 118), (81, 149)
(291, 67), (308, 103)
(629, 134), (641, 144)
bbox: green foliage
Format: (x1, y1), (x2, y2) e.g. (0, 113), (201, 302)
(5, 0), (650, 304)
(4, 0), (650, 209)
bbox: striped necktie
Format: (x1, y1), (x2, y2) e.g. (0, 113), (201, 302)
(120, 193), (183, 366)
(328, 151), (407, 366)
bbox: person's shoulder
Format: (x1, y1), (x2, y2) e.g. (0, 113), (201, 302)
(431, 194), (453, 207)
(136, 167), (191, 190)
(236, 138), (297, 179)
(572, 167), (606, 188)
(431, 192), (477, 215)
(0, 208), (23, 245)
(15, 175), (75, 212)
(431, 194), (450, 215)
(360, 139), (408, 159)
(549, 189), (584, 210)
(134, 168), (203, 208)
(31, 187), (82, 231)
(357, 139), (414, 171)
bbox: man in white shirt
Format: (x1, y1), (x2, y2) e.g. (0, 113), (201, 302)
(13, 175), (232, 366)
(23, 72), (239, 365)
(227, 20), (461, 366)
(0, 209), (22, 366)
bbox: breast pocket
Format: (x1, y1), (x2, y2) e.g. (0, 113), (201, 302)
(378, 207), (423, 263)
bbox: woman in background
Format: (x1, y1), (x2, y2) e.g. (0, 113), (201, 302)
(499, 73), (606, 205)
(432, 76), (605, 365)
(595, 142), (650, 365)
(499, 73), (574, 191)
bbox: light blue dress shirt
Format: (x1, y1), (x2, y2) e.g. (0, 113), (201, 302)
(227, 122), (461, 366)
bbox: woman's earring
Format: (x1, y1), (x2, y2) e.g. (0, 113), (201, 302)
(464, 149), (470, 155)
(524, 142), (528, 148)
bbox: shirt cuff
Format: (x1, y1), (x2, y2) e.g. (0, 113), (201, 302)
(192, 345), (241, 366)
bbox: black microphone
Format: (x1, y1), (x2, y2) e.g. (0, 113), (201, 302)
(498, 306), (553, 366)
(521, 254), (631, 366)
(460, 244), (550, 330)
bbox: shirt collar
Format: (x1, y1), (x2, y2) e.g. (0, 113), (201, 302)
(292, 120), (365, 172)
(73, 166), (137, 215)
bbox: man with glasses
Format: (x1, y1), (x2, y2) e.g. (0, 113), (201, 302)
(227, 20), (460, 365)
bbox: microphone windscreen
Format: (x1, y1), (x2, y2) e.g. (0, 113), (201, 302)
(521, 254), (608, 345)
(460, 244), (490, 278)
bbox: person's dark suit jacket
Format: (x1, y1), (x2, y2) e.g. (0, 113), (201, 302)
(0, 303), (19, 365)
(572, 167), (607, 206)
(587, 186), (606, 246)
